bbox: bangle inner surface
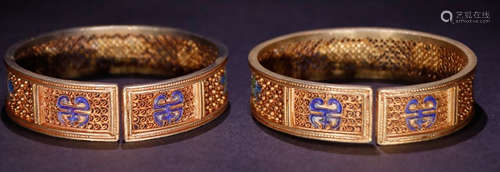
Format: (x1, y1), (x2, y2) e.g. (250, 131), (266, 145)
(257, 34), (468, 85)
(13, 33), (219, 83)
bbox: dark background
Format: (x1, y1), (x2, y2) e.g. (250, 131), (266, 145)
(0, 0), (499, 171)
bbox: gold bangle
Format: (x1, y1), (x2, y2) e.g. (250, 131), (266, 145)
(249, 27), (476, 145)
(4, 25), (228, 142)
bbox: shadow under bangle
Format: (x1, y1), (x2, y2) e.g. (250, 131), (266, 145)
(4, 25), (228, 142)
(249, 27), (476, 145)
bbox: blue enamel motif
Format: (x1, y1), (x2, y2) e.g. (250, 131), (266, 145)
(153, 90), (184, 126)
(7, 80), (14, 94)
(309, 98), (343, 130)
(251, 76), (262, 99)
(221, 72), (227, 93)
(404, 95), (437, 130)
(57, 95), (90, 126)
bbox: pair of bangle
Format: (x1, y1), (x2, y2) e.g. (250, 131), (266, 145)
(4, 26), (476, 145)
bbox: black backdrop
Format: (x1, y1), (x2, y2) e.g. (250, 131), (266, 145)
(1, 0), (499, 171)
